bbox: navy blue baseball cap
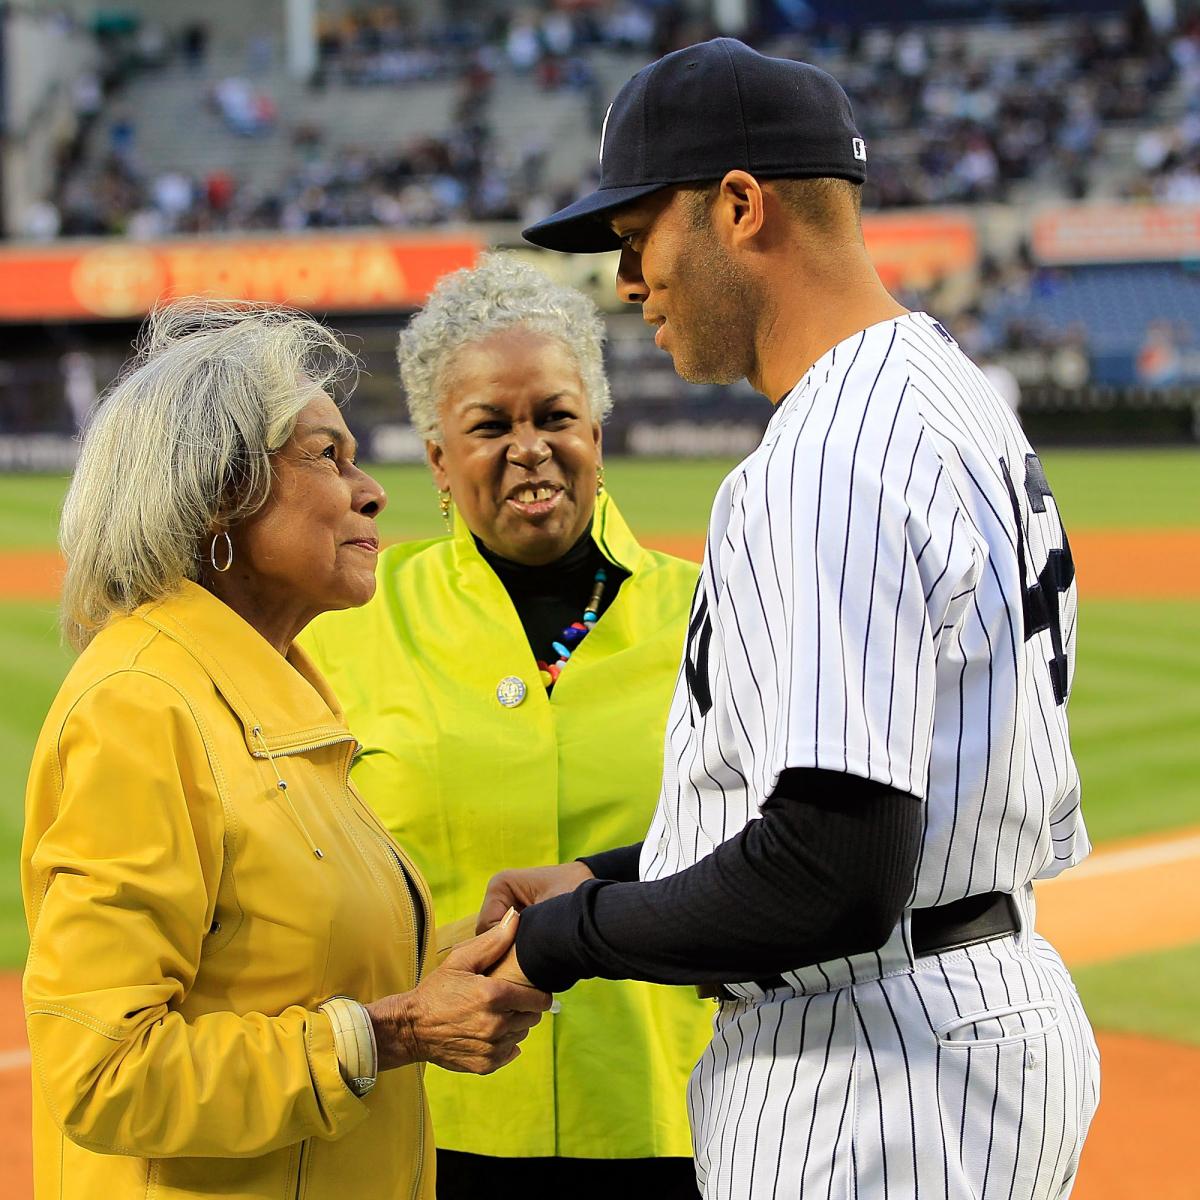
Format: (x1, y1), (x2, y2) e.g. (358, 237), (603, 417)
(522, 37), (867, 254)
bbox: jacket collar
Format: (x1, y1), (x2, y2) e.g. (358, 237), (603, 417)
(139, 579), (353, 757)
(450, 489), (647, 576)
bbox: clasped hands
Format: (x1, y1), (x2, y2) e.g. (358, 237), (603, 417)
(476, 859), (595, 986)
(364, 861), (591, 1078)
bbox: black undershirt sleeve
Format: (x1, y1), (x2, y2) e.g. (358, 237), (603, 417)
(578, 841), (643, 883)
(516, 768), (923, 992)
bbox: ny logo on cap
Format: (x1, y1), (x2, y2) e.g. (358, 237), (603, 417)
(852, 138), (867, 162)
(599, 104), (613, 164)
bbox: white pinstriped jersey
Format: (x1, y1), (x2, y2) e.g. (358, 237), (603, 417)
(642, 311), (1089, 922)
(640, 312), (1099, 1200)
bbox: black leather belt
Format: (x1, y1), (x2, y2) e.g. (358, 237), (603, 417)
(911, 890), (1019, 957)
(701, 891), (1019, 1002)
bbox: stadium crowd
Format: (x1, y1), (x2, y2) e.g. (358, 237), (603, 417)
(311, 1), (670, 87)
(25, 3), (1200, 243)
(13, 3), (1200, 390)
(849, 8), (1186, 207)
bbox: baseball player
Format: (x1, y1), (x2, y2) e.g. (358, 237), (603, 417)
(483, 38), (1100, 1199)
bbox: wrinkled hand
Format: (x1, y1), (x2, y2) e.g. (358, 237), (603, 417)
(367, 911), (552, 1075)
(476, 861), (594, 934)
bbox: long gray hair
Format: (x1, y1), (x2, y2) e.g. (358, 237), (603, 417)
(59, 300), (355, 650)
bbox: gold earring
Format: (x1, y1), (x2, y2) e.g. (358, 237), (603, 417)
(209, 531), (233, 572)
(596, 463), (606, 495)
(438, 489), (452, 530)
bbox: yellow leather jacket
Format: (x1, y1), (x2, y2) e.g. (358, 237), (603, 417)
(22, 580), (435, 1199)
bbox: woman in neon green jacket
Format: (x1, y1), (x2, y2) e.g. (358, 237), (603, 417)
(302, 255), (712, 1198)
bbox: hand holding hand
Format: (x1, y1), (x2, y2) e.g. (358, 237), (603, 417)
(486, 944), (534, 989)
(367, 910), (552, 1075)
(477, 860), (594, 934)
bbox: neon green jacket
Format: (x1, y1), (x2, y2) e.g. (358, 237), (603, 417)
(302, 492), (712, 1160)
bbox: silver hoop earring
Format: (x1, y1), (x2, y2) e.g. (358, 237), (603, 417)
(210, 532), (234, 573)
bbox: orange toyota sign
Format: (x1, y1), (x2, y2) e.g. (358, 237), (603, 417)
(1032, 203), (1200, 265)
(0, 233), (484, 320)
(861, 211), (977, 290)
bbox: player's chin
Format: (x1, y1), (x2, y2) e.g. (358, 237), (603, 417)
(673, 353), (743, 386)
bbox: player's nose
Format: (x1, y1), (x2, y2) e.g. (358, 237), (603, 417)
(615, 246), (648, 306)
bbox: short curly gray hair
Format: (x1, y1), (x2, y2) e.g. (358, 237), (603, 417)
(397, 252), (612, 442)
(60, 299), (356, 650)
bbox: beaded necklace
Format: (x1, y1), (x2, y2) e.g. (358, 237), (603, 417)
(537, 569), (607, 689)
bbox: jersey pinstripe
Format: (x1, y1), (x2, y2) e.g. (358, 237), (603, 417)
(688, 925), (1098, 1199)
(640, 312), (1099, 1199)
(643, 312), (1088, 911)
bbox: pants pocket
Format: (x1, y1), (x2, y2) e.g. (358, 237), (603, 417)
(935, 997), (1060, 1049)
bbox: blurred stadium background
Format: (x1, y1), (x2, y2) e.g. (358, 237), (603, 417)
(0, 1), (1197, 1197)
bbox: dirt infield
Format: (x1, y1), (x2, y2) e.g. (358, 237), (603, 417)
(2, 826), (1198, 1198)
(0, 1031), (29, 1197)
(1075, 1032), (1200, 1200)
(4, 528), (1200, 600)
(1034, 828), (1200, 965)
(0, 552), (61, 601)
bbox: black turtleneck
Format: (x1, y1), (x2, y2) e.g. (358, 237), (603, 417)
(476, 523), (629, 671)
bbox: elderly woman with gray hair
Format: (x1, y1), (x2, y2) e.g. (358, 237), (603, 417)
(301, 254), (711, 1198)
(22, 301), (550, 1200)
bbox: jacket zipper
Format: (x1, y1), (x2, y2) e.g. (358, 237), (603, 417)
(337, 748), (429, 975)
(255, 734), (429, 1199)
(249, 732), (356, 759)
(337, 744), (428, 1200)
(293, 1138), (308, 1200)
(394, 838), (426, 1200)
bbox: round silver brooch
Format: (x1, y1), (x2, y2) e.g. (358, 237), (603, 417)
(496, 675), (527, 708)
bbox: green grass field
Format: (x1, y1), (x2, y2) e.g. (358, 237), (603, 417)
(4, 448), (1198, 551)
(1073, 942), (1200, 1046)
(2, 451), (1198, 1045)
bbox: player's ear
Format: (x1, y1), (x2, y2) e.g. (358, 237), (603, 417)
(715, 170), (766, 247)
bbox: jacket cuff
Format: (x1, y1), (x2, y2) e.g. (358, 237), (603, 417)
(307, 1010), (371, 1138)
